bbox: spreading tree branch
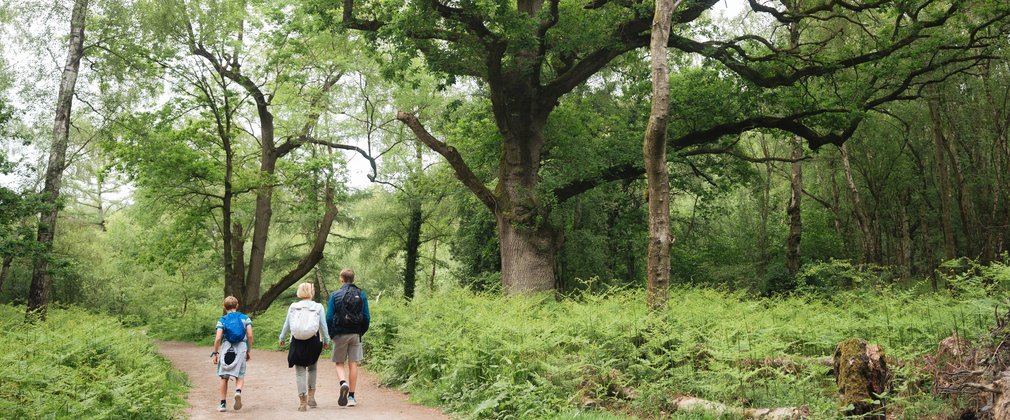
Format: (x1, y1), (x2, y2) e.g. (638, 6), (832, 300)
(396, 111), (498, 210)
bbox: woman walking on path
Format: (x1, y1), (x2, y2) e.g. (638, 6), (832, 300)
(279, 283), (331, 411)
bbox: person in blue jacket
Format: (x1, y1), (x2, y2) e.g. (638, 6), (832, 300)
(326, 268), (370, 407)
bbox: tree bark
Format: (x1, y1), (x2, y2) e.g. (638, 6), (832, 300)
(643, 0), (679, 309)
(27, 0), (88, 321)
(786, 136), (803, 275)
(403, 201), (422, 300)
(840, 144), (880, 264)
(929, 95), (957, 261)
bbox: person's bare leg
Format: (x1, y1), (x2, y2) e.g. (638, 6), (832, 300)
(334, 362), (348, 382)
(348, 362), (358, 392)
(219, 378), (228, 401)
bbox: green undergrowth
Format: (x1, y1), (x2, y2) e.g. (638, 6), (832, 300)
(0, 305), (187, 418)
(365, 286), (996, 419)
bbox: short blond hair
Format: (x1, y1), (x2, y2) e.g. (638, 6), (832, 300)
(223, 296), (239, 310)
(296, 282), (315, 299)
(340, 268), (355, 283)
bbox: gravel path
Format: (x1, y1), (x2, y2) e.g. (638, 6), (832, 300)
(157, 341), (448, 419)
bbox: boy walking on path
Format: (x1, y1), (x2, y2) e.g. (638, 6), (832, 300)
(211, 296), (254, 412)
(326, 268), (370, 407)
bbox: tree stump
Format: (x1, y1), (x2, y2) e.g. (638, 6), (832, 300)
(834, 338), (889, 418)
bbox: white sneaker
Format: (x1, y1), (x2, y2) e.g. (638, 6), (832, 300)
(347, 395), (357, 407)
(218, 402), (227, 412)
(234, 392), (242, 410)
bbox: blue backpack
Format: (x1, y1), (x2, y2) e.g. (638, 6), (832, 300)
(220, 312), (247, 344)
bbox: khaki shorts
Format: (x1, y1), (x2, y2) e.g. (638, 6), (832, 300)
(330, 334), (363, 363)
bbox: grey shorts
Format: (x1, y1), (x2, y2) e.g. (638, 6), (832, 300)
(330, 334), (363, 363)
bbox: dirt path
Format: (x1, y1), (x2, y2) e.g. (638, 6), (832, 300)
(158, 341), (448, 420)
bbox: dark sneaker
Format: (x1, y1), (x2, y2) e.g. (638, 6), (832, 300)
(234, 392), (243, 410)
(338, 383), (349, 407)
(347, 395), (357, 407)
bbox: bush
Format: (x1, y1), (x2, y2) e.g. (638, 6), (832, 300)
(0, 305), (186, 418)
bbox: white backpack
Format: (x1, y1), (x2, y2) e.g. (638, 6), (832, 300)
(290, 303), (321, 340)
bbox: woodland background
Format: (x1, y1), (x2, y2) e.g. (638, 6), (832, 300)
(3, 0), (1010, 418)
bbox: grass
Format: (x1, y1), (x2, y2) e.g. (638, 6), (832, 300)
(0, 305), (187, 419)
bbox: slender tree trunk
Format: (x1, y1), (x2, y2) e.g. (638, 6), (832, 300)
(429, 238), (438, 293)
(928, 95), (957, 261)
(643, 0), (679, 309)
(27, 0), (88, 321)
(227, 222), (246, 300)
(840, 144), (879, 264)
(786, 137), (803, 275)
(756, 139), (772, 278)
(919, 205), (938, 291)
(403, 201), (422, 300)
(898, 196), (912, 281)
(245, 105), (276, 307)
(941, 108), (976, 257)
(313, 267), (329, 303)
(0, 255), (12, 294)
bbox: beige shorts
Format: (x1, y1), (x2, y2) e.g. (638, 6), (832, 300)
(330, 334), (363, 363)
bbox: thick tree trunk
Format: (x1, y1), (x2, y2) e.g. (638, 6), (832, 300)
(493, 115), (557, 293)
(840, 144), (880, 264)
(27, 0), (88, 321)
(929, 96), (957, 261)
(496, 215), (558, 294)
(786, 137), (803, 275)
(403, 201), (422, 300)
(643, 0), (678, 309)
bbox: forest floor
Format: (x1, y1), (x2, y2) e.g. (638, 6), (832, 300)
(157, 341), (449, 419)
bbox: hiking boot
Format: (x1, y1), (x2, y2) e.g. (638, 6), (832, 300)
(218, 402), (227, 412)
(307, 388), (317, 408)
(338, 383), (349, 407)
(298, 394), (307, 412)
(234, 392), (243, 410)
(347, 395), (357, 407)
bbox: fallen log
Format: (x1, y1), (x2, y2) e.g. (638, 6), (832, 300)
(669, 396), (809, 419)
